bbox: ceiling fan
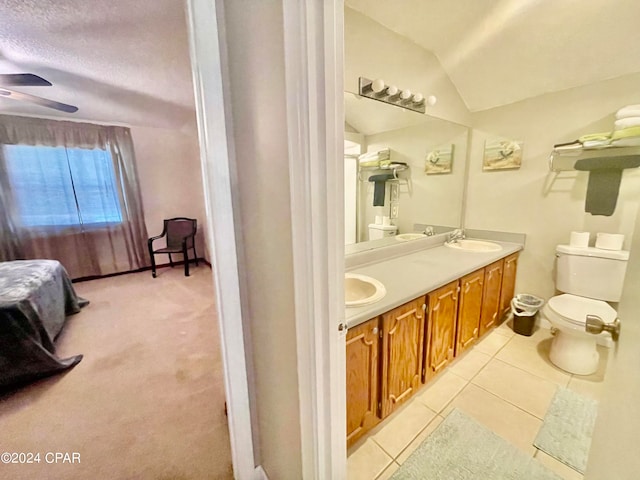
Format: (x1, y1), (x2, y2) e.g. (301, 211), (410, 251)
(0, 73), (78, 113)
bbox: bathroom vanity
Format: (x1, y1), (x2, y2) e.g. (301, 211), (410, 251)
(345, 240), (521, 447)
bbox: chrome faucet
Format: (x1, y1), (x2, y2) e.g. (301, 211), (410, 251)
(423, 226), (435, 236)
(447, 228), (465, 244)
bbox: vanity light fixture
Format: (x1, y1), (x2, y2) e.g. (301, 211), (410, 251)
(359, 77), (436, 114)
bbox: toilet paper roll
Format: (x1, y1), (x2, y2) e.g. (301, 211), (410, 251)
(375, 215), (383, 225)
(382, 216), (391, 226)
(595, 232), (624, 250)
(569, 231), (590, 248)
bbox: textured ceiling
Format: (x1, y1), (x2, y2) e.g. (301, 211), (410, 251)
(4, 1), (639, 126)
(345, 0), (640, 112)
(0, 0), (195, 129)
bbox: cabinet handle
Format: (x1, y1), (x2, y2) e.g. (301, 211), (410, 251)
(372, 327), (378, 335)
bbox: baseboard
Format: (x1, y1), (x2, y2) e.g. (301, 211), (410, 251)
(72, 257), (210, 283)
(254, 465), (269, 480)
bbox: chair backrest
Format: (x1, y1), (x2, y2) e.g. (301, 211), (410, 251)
(165, 217), (197, 249)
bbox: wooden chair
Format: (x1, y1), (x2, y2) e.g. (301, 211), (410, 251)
(148, 217), (198, 277)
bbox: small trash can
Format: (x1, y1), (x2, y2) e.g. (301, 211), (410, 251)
(511, 294), (544, 336)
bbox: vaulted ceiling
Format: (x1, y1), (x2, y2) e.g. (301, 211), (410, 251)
(2, 1), (640, 127)
(345, 0), (640, 112)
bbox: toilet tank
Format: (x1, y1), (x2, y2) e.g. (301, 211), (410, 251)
(556, 244), (630, 302)
(368, 224), (397, 240)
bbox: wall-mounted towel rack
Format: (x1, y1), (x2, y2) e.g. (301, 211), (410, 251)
(358, 163), (409, 182)
(549, 145), (640, 172)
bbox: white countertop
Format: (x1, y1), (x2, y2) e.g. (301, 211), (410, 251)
(345, 240), (523, 328)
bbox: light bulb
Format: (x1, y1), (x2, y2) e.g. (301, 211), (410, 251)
(386, 85), (398, 96)
(413, 93), (424, 104)
(371, 79), (385, 93)
(426, 95), (437, 106)
(400, 89), (412, 100)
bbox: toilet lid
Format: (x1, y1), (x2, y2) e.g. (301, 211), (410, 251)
(547, 294), (617, 326)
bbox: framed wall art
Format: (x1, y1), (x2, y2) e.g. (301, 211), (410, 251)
(424, 144), (454, 175)
(483, 138), (523, 171)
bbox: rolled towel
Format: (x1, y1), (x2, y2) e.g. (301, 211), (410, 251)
(553, 140), (583, 155)
(615, 117), (640, 130)
(582, 139), (611, 148)
(358, 148), (391, 168)
(578, 132), (611, 143)
(616, 105), (640, 120)
(359, 159), (380, 168)
(611, 126), (640, 141)
(611, 137), (640, 147)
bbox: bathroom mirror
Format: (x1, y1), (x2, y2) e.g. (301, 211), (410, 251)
(344, 91), (470, 254)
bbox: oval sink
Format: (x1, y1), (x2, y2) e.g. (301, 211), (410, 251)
(395, 233), (427, 242)
(445, 239), (502, 252)
(345, 273), (386, 307)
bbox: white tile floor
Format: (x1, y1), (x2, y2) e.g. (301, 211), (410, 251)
(347, 320), (608, 480)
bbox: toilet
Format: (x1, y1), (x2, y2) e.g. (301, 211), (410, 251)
(543, 244), (629, 375)
(368, 223), (397, 240)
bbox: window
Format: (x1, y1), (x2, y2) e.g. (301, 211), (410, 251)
(3, 145), (123, 228)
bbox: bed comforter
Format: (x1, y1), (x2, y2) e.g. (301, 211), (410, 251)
(0, 260), (87, 389)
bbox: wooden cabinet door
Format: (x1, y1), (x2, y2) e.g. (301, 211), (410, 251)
(424, 281), (459, 382)
(499, 252), (519, 319)
(380, 297), (426, 418)
(479, 260), (504, 336)
(456, 269), (484, 355)
(346, 318), (380, 447)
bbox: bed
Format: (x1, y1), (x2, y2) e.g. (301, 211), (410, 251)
(0, 260), (87, 389)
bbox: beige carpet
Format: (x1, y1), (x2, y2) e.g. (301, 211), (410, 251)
(0, 265), (233, 479)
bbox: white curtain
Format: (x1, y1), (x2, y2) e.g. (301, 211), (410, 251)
(0, 115), (149, 279)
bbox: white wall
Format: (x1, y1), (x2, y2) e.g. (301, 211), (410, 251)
(345, 7), (472, 243)
(221, 0), (302, 478)
(464, 72), (640, 478)
(465, 72), (640, 300)
(133, 125), (208, 260)
(587, 200), (640, 477)
(364, 121), (469, 235)
(345, 7), (471, 126)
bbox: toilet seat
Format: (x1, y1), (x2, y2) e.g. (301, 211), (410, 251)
(547, 294), (617, 327)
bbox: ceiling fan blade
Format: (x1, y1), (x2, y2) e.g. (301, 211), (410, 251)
(0, 88), (78, 113)
(0, 73), (52, 87)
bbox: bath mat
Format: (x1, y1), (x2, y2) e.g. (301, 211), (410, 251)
(533, 387), (598, 474)
(390, 409), (561, 480)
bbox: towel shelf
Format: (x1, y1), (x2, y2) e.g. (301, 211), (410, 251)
(549, 146), (640, 172)
(358, 164), (409, 182)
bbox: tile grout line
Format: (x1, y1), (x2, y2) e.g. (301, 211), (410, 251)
(373, 461), (401, 480)
(382, 409), (442, 464)
(469, 381), (550, 422)
(494, 350), (572, 387)
(474, 333), (558, 422)
(486, 348), (568, 382)
(351, 326), (555, 478)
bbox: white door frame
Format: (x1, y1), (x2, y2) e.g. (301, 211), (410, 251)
(282, 1), (346, 479)
(186, 0), (345, 478)
(185, 1), (263, 479)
